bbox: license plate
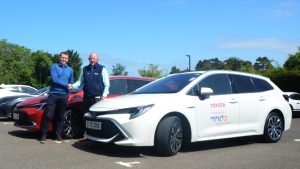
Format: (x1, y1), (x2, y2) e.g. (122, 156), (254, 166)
(13, 113), (19, 120)
(86, 120), (101, 130)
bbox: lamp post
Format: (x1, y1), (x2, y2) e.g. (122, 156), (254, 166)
(186, 55), (191, 72)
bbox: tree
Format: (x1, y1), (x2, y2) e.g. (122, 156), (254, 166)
(0, 40), (32, 85)
(31, 50), (53, 88)
(170, 66), (181, 74)
(195, 58), (224, 70)
(111, 63), (128, 76)
(284, 47), (300, 71)
(254, 56), (273, 72)
(138, 64), (164, 78)
(53, 49), (82, 80)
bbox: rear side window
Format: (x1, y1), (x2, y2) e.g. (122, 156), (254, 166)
(290, 94), (300, 100)
(109, 79), (127, 95)
(252, 77), (273, 92)
(127, 79), (151, 93)
(189, 74), (232, 95)
(230, 75), (255, 93)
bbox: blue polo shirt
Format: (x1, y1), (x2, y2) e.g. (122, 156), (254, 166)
(49, 63), (74, 95)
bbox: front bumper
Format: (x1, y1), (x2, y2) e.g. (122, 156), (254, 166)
(84, 113), (157, 146)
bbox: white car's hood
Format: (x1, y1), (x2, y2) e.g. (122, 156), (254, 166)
(89, 94), (172, 111)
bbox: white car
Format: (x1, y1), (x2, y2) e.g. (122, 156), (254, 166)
(84, 70), (292, 156)
(283, 92), (300, 115)
(0, 84), (37, 99)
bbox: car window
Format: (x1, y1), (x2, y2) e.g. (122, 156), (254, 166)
(5, 87), (20, 93)
(290, 94), (300, 100)
(109, 79), (127, 95)
(132, 73), (201, 94)
(22, 87), (36, 94)
(230, 74), (255, 93)
(32, 87), (49, 95)
(126, 79), (151, 93)
(252, 77), (273, 92)
(188, 74), (232, 96)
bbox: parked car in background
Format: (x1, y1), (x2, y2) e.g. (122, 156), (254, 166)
(0, 84), (38, 99)
(283, 92), (300, 116)
(13, 76), (155, 138)
(84, 70), (292, 156)
(0, 87), (49, 119)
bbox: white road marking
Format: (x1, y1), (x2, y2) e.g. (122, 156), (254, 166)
(3, 122), (13, 125)
(115, 161), (141, 168)
(294, 139), (300, 142)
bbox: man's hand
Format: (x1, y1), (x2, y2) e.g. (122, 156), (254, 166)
(68, 84), (74, 90)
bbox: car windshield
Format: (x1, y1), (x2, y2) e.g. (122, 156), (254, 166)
(32, 87), (49, 95)
(132, 73), (201, 94)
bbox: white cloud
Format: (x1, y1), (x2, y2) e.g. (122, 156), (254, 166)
(218, 38), (300, 54)
(264, 0), (300, 17)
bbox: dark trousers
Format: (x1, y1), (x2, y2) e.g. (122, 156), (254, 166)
(42, 93), (68, 136)
(79, 95), (99, 136)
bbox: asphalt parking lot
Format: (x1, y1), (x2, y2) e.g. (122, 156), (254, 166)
(1, 117), (300, 169)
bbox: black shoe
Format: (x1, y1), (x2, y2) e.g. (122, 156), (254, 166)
(40, 135), (47, 144)
(54, 135), (63, 143)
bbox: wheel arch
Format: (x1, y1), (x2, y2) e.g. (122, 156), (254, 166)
(267, 109), (285, 130)
(155, 112), (192, 145)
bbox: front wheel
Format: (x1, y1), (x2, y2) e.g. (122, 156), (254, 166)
(62, 110), (81, 139)
(262, 112), (284, 143)
(155, 116), (183, 156)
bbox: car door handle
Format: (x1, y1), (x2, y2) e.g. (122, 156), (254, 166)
(259, 96), (266, 101)
(229, 99), (238, 103)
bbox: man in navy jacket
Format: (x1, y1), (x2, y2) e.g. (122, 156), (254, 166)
(40, 51), (74, 144)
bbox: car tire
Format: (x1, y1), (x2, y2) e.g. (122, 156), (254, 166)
(262, 112), (284, 143)
(62, 110), (80, 139)
(155, 116), (183, 156)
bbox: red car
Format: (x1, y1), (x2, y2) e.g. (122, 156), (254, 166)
(13, 76), (155, 138)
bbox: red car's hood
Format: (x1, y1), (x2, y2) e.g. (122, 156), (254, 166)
(17, 95), (48, 107)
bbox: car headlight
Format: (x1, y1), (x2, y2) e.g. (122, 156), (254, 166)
(116, 104), (154, 119)
(35, 102), (47, 111)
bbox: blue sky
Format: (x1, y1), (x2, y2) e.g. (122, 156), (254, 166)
(1, 0), (300, 76)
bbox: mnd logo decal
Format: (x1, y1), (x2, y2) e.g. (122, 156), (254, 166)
(210, 115), (229, 123)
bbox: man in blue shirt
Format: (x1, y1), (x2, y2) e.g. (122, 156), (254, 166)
(72, 52), (110, 138)
(40, 51), (74, 144)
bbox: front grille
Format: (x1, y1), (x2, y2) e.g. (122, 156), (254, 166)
(14, 111), (35, 127)
(85, 118), (125, 142)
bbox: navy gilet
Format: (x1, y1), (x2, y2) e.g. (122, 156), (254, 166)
(83, 63), (104, 97)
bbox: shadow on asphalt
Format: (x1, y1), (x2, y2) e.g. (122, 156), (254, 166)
(72, 136), (261, 157)
(181, 136), (260, 153)
(8, 130), (58, 140)
(8, 130), (41, 140)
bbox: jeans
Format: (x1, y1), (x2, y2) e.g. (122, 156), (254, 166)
(42, 93), (68, 136)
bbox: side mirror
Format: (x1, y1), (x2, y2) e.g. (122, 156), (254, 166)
(200, 87), (213, 96)
(197, 87), (213, 100)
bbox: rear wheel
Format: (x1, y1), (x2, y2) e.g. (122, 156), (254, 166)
(155, 116), (183, 156)
(62, 110), (81, 139)
(262, 112), (283, 143)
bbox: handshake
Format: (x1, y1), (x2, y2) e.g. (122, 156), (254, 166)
(68, 84), (74, 90)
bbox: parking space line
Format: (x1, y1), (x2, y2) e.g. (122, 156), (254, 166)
(294, 139), (300, 142)
(3, 122), (14, 125)
(115, 161), (141, 168)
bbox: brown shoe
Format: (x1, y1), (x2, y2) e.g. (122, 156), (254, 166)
(40, 135), (47, 144)
(54, 135), (63, 143)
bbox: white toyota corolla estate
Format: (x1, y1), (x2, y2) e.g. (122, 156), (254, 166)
(84, 70), (292, 156)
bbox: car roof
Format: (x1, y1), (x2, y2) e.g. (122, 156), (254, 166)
(0, 84), (36, 89)
(170, 70), (268, 79)
(109, 76), (155, 81)
(283, 92), (300, 96)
